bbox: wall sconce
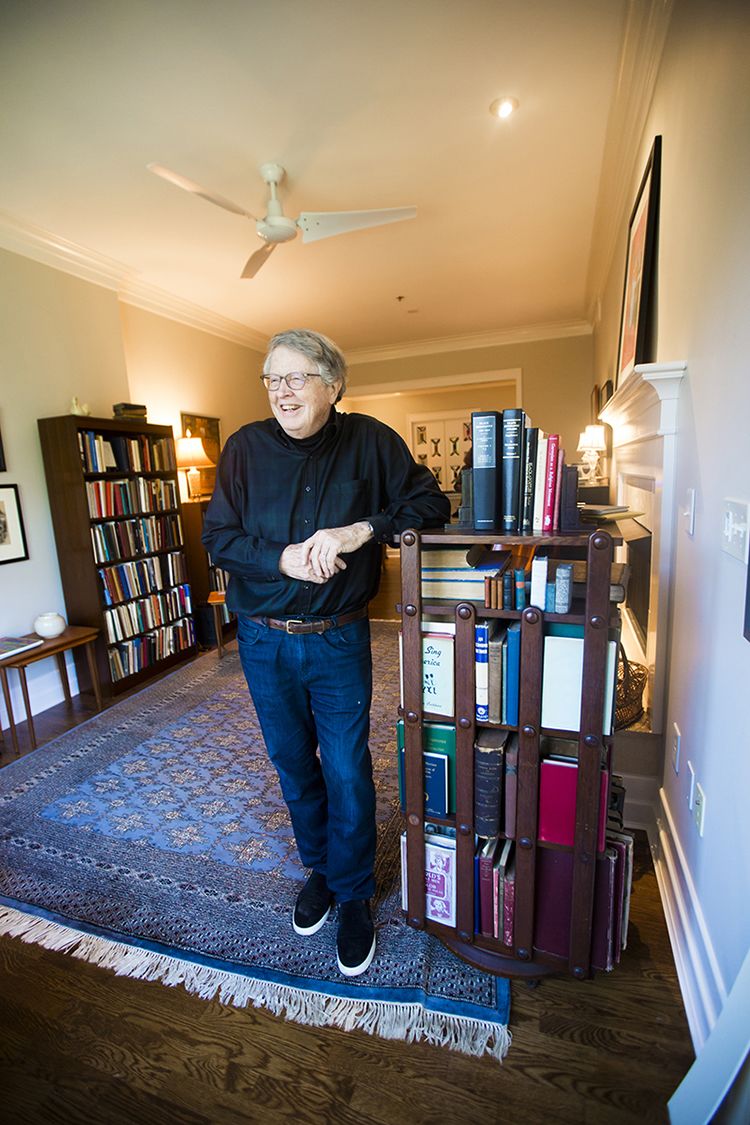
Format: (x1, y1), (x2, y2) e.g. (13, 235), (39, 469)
(576, 424), (607, 483)
(175, 436), (215, 500)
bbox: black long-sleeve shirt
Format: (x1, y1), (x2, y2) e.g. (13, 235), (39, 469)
(201, 408), (451, 618)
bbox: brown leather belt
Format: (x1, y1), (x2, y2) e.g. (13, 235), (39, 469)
(248, 606), (368, 635)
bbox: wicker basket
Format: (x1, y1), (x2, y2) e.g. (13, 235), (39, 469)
(615, 646), (648, 730)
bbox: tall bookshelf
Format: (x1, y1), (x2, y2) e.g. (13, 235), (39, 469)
(399, 527), (622, 979)
(180, 499), (236, 648)
(37, 415), (196, 696)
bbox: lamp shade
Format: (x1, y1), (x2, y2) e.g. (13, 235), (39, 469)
(577, 424), (607, 453)
(175, 436), (215, 470)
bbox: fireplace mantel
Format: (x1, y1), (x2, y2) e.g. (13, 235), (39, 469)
(599, 361), (686, 733)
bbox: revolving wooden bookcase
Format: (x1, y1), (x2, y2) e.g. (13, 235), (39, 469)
(399, 527), (620, 980)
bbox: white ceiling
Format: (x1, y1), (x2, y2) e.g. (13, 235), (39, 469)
(0, 0), (629, 353)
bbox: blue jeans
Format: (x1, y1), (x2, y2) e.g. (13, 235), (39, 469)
(237, 614), (376, 901)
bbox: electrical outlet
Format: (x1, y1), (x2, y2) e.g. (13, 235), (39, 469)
(671, 723), (681, 773)
(694, 783), (706, 836)
(687, 760), (696, 809)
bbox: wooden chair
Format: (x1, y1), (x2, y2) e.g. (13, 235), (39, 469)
(207, 591), (228, 658)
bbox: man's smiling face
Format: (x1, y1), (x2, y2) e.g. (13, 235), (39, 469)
(266, 345), (340, 440)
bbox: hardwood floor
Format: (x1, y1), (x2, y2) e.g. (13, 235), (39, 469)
(0, 558), (694, 1123)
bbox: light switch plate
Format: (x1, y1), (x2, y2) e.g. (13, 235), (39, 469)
(721, 499), (749, 562)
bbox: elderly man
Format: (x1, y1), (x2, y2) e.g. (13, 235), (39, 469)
(202, 328), (450, 976)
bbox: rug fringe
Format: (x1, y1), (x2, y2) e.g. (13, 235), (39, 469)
(0, 905), (510, 1061)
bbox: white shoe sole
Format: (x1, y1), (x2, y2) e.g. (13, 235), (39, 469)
(337, 933), (376, 977)
(292, 903), (331, 936)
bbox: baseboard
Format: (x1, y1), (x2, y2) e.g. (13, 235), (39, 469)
(650, 788), (728, 1052)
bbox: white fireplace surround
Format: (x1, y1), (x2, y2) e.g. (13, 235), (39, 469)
(599, 361), (686, 734)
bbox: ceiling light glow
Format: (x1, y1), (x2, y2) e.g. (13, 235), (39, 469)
(490, 97), (518, 120)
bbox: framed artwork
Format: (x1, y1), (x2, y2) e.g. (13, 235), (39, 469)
(180, 412), (221, 497)
(0, 423), (5, 472)
(0, 484), (30, 565)
(600, 379), (614, 410)
(590, 385), (600, 424)
(745, 559), (750, 643)
(616, 135), (662, 387)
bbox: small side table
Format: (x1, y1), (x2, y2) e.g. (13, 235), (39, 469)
(0, 625), (102, 754)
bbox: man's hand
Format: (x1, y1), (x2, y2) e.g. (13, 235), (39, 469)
(279, 521), (373, 582)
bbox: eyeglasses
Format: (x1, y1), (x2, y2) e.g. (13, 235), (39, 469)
(260, 372), (322, 391)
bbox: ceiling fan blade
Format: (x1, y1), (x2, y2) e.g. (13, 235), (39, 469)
(147, 163), (257, 220)
(297, 206), (416, 244)
(241, 242), (276, 279)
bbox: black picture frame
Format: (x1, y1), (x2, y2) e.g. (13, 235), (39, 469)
(744, 560), (750, 643)
(600, 379), (614, 410)
(590, 384), (600, 424)
(616, 135), (662, 387)
(0, 484), (30, 565)
(0, 424), (5, 472)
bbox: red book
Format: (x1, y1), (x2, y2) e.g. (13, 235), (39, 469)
(533, 847), (617, 970)
(537, 758), (609, 853)
(503, 855), (516, 946)
(478, 837), (499, 938)
(542, 434), (560, 532)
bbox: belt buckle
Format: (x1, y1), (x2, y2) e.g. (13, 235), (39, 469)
(284, 619), (306, 634)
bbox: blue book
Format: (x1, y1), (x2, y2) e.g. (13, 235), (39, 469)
(475, 620), (491, 721)
(505, 622), (522, 727)
(397, 748), (449, 817)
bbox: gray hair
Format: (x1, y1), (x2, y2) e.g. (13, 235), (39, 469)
(264, 328), (347, 402)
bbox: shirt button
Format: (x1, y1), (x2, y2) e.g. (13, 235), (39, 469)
(305, 485), (311, 493)
(304, 518), (309, 524)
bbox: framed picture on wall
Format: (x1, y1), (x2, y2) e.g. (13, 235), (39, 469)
(590, 384), (600, 424)
(0, 423), (6, 472)
(616, 135), (662, 387)
(180, 413), (221, 498)
(0, 484), (30, 565)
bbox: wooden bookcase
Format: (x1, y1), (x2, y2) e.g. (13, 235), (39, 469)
(399, 527), (620, 980)
(180, 499), (236, 648)
(37, 415), (197, 697)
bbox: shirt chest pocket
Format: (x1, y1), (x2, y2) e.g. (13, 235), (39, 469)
(321, 479), (370, 526)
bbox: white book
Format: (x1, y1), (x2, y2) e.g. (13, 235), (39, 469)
(529, 556), (549, 609)
(541, 636), (618, 734)
(399, 627), (455, 718)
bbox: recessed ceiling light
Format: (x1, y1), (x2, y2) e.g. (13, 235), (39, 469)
(490, 97), (519, 120)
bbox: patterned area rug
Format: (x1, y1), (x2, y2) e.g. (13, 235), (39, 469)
(0, 621), (510, 1060)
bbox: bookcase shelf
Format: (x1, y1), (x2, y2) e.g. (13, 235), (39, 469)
(399, 527), (621, 980)
(37, 415), (197, 697)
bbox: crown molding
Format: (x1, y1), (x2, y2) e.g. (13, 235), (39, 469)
(586, 0), (675, 316)
(347, 320), (592, 366)
(0, 210), (267, 350)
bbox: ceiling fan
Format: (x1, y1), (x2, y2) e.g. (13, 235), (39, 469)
(147, 161), (416, 278)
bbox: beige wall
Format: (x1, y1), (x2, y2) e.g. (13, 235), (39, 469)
(348, 332), (594, 457)
(591, 0), (750, 1017)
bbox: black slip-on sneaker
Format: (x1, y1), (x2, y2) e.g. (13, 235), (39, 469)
(293, 870), (334, 936)
(336, 899), (376, 977)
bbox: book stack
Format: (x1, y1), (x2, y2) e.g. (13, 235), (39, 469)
(470, 410), (578, 534)
(476, 837), (515, 944)
(474, 618), (521, 725)
(112, 402), (148, 421)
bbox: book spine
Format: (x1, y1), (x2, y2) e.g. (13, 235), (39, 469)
(520, 427), (538, 535)
(542, 434), (560, 532)
(552, 445), (564, 532)
(475, 621), (490, 722)
(529, 556), (549, 609)
(503, 737), (518, 838)
(505, 623), (521, 727)
(532, 433), (548, 533)
(501, 409), (524, 533)
(473, 744), (503, 837)
(514, 568), (526, 611)
(502, 570), (513, 609)
(471, 411), (501, 530)
(554, 562), (573, 613)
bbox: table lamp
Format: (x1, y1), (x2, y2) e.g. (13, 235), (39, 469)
(175, 435), (215, 500)
(576, 424), (607, 483)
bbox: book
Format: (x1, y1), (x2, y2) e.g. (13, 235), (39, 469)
(554, 562), (573, 613)
(490, 837), (512, 939)
(529, 556), (549, 609)
(540, 628), (618, 734)
(520, 427), (539, 535)
(487, 624), (507, 723)
(501, 408), (525, 533)
(399, 626), (455, 718)
(0, 635), (45, 660)
(606, 828), (635, 951)
(473, 728), (509, 836)
(471, 411), (502, 530)
(532, 432), (548, 533)
(541, 434), (560, 532)
(503, 734), (519, 838)
(400, 830), (456, 927)
(552, 445), (564, 531)
(537, 757), (610, 853)
(397, 748), (449, 818)
(477, 836), (500, 937)
(475, 620), (491, 721)
(503, 852), (516, 946)
(503, 622), (521, 727)
(532, 847), (618, 971)
(396, 718), (456, 813)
